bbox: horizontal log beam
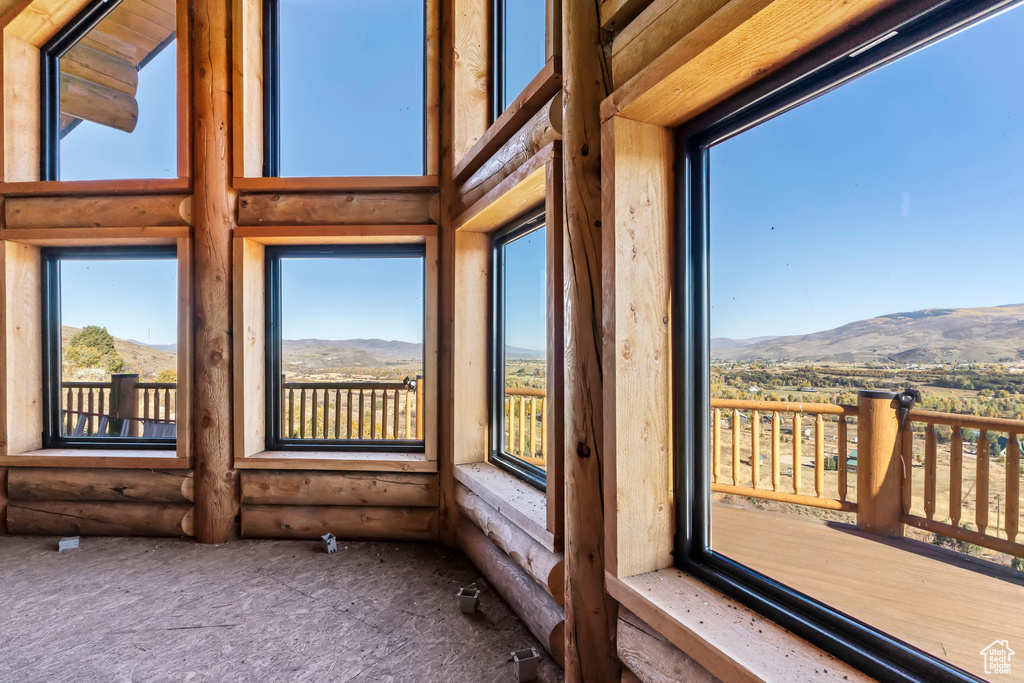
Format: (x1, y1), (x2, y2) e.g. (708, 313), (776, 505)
(237, 192), (439, 226)
(60, 72), (138, 133)
(617, 607), (719, 683)
(240, 504), (438, 541)
(61, 43), (138, 97)
(5, 194), (192, 230)
(240, 471), (438, 507)
(457, 95), (561, 213)
(7, 468), (193, 504)
(457, 517), (565, 666)
(7, 501), (194, 537)
(456, 482), (564, 604)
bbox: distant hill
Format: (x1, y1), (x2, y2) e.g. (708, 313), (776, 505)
(711, 336), (779, 350)
(128, 340), (177, 353)
(282, 338), (422, 374)
(62, 326), (176, 379)
(711, 305), (1024, 363)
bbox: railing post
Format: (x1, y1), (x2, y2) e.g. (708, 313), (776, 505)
(109, 373), (140, 437)
(857, 390), (903, 538)
(416, 373), (424, 440)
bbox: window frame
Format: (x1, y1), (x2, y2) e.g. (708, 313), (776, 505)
(674, 1), (1018, 681)
(263, 243), (428, 453)
(488, 0), (546, 124)
(261, 0), (430, 178)
(490, 210), (548, 491)
(40, 245), (179, 450)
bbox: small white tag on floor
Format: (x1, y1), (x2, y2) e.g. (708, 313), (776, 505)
(320, 533), (337, 554)
(58, 537), (79, 552)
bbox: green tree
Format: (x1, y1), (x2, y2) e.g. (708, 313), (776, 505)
(156, 369), (177, 383)
(65, 325), (125, 374)
(69, 326), (116, 354)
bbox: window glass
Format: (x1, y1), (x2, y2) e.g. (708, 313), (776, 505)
(53, 253), (178, 443)
(274, 251), (425, 445)
(58, 1), (177, 180)
(497, 224), (547, 482)
(497, 0), (546, 114)
(704, 5), (1024, 678)
(277, 0), (425, 176)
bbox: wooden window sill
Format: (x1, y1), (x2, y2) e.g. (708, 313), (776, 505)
(233, 176), (439, 194)
(0, 178), (191, 197)
(0, 449), (189, 469)
(607, 569), (873, 683)
(455, 461), (558, 551)
(236, 450), (435, 472)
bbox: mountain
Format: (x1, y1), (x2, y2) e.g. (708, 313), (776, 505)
(711, 305), (1024, 363)
(506, 346), (545, 360)
(62, 326), (176, 378)
(128, 340), (178, 353)
(711, 336), (779, 350)
(282, 338), (422, 373)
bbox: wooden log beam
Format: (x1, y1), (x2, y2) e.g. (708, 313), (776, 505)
(457, 517), (565, 665)
(193, 0), (238, 544)
(600, 0), (653, 31)
(7, 501), (194, 537)
(61, 43), (138, 96)
(5, 195), (192, 230)
(456, 482), (564, 604)
(617, 607), (720, 683)
(7, 468), (193, 503)
(240, 505), (439, 541)
(457, 95), (561, 212)
(563, 0), (617, 680)
(237, 192), (439, 227)
(240, 471), (439, 507)
(60, 72), (139, 133)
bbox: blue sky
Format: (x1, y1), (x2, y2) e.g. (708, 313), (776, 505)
(504, 226), (546, 352)
(710, 3), (1024, 340)
(281, 256), (424, 343)
(501, 0), (546, 112)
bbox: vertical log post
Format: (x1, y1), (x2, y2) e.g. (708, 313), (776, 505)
(856, 390), (903, 538)
(193, 0), (239, 544)
(564, 0), (616, 680)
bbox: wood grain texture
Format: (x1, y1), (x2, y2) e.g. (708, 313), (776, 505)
(232, 238), (264, 461)
(455, 462), (556, 551)
(240, 504), (439, 541)
(457, 517), (565, 666)
(236, 451), (437, 472)
(5, 194), (192, 229)
(237, 192), (439, 226)
(617, 607), (719, 683)
(452, 230), (489, 468)
(452, 0), (489, 161)
(453, 142), (553, 233)
(2, 32), (41, 182)
(605, 0), (900, 126)
(563, 0), (617, 679)
(4, 0), (91, 46)
(241, 471), (439, 507)
(0, 241), (41, 455)
(457, 482), (564, 603)
(600, 0), (653, 30)
(8, 468), (194, 503)
(234, 176), (439, 193)
(603, 117), (674, 578)
(544, 155), (565, 544)
(231, 0), (262, 178)
(0, 178), (191, 196)
(612, 0), (729, 86)
(192, 0), (238, 544)
(7, 500), (194, 537)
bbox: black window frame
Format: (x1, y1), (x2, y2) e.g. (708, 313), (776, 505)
(41, 245), (179, 450)
(674, 1), (1019, 681)
(40, 0), (177, 181)
(262, 0), (429, 178)
(264, 244), (428, 452)
(489, 0), (546, 124)
(490, 210), (547, 491)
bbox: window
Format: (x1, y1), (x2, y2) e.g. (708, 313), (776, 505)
(42, 247), (178, 448)
(264, 0), (426, 177)
(265, 246), (426, 451)
(492, 213), (548, 489)
(678, 1), (1024, 680)
(42, 0), (178, 181)
(491, 0), (546, 120)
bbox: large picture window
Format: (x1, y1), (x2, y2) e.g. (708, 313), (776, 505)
(492, 212), (548, 489)
(263, 0), (426, 177)
(42, 247), (179, 448)
(265, 246), (426, 451)
(491, 0), (546, 121)
(678, 1), (1024, 680)
(42, 0), (178, 181)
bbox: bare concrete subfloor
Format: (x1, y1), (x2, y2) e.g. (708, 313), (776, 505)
(0, 536), (564, 683)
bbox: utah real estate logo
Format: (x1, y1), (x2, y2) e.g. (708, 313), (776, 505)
(980, 640), (1014, 675)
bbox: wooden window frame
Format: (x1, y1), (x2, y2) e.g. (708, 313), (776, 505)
(489, 209), (548, 490)
(40, 245), (179, 450)
(263, 243), (428, 454)
(668, 1), (1017, 681)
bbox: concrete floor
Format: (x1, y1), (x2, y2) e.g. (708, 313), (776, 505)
(0, 536), (564, 683)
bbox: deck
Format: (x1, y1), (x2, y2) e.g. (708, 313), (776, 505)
(713, 503), (1024, 679)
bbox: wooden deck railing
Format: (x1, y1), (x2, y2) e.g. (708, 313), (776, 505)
(63, 377), (176, 436)
(710, 398), (858, 512)
(901, 408), (1024, 559)
(281, 374), (423, 441)
(505, 387), (547, 470)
